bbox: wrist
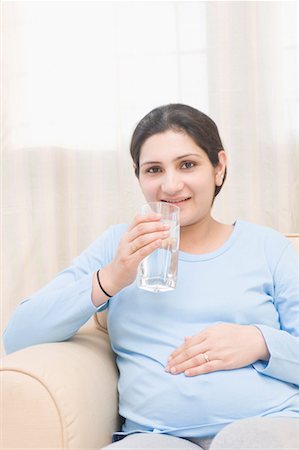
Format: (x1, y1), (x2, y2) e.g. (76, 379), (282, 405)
(97, 263), (122, 297)
(251, 326), (270, 361)
(91, 264), (121, 307)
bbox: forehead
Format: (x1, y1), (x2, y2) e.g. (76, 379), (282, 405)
(139, 130), (207, 164)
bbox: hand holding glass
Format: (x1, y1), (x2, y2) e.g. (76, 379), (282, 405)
(137, 202), (180, 292)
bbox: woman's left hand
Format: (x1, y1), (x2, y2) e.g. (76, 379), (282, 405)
(165, 323), (270, 377)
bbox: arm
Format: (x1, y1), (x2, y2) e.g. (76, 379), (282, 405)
(4, 215), (169, 355)
(253, 242), (299, 385)
(166, 236), (299, 386)
(3, 226), (117, 354)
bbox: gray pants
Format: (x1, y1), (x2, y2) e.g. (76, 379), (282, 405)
(102, 417), (299, 450)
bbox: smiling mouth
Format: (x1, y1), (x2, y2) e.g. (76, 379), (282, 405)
(161, 197), (191, 204)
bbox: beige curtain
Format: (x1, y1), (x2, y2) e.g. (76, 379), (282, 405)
(2, 1), (298, 354)
(207, 2), (299, 231)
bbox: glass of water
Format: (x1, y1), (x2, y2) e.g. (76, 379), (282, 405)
(137, 201), (180, 293)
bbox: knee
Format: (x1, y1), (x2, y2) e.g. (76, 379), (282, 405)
(210, 418), (260, 449)
(209, 417), (299, 450)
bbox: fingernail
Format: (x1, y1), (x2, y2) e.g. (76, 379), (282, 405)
(164, 365), (170, 372)
(170, 366), (177, 374)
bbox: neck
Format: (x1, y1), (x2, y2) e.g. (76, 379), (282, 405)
(180, 214), (215, 245)
(179, 215), (232, 254)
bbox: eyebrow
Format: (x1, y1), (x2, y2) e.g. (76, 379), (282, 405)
(140, 153), (202, 167)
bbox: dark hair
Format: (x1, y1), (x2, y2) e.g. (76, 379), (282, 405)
(130, 103), (227, 198)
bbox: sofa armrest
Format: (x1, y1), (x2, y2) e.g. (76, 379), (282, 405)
(0, 324), (120, 450)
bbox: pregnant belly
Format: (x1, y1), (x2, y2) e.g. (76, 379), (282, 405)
(118, 358), (297, 430)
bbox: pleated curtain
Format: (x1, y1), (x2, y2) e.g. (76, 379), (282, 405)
(2, 1), (298, 354)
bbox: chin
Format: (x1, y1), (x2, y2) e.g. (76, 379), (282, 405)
(179, 215), (193, 228)
(180, 212), (205, 228)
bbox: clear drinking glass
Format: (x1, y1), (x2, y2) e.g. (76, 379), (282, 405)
(137, 201), (180, 292)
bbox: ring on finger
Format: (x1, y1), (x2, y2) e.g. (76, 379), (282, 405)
(202, 352), (210, 363)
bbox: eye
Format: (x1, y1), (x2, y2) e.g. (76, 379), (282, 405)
(146, 166), (162, 174)
(181, 161), (196, 169)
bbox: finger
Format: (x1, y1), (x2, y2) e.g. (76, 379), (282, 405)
(129, 229), (170, 254)
(168, 334), (207, 361)
(127, 213), (162, 233)
(167, 343), (208, 368)
(130, 238), (163, 261)
(184, 359), (223, 377)
(128, 222), (170, 249)
(166, 349), (214, 375)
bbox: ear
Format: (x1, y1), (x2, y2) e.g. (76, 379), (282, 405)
(215, 150), (227, 186)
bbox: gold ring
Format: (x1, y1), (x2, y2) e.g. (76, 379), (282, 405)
(202, 353), (209, 363)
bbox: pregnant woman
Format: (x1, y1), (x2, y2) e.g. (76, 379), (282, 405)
(4, 104), (299, 450)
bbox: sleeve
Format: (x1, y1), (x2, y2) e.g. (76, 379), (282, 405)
(3, 225), (122, 355)
(253, 241), (299, 386)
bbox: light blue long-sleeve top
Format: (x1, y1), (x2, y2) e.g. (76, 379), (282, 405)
(3, 219), (299, 438)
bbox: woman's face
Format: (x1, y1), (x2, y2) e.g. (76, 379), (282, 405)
(137, 130), (226, 228)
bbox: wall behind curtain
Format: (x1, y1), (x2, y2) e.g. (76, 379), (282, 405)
(2, 1), (299, 353)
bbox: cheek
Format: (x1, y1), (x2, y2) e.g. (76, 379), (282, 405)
(188, 173), (209, 190)
(138, 176), (159, 195)
(188, 172), (216, 198)
(138, 171), (215, 196)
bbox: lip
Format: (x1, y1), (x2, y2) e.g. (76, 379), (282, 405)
(161, 197), (191, 205)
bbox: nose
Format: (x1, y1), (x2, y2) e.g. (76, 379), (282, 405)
(161, 172), (184, 195)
